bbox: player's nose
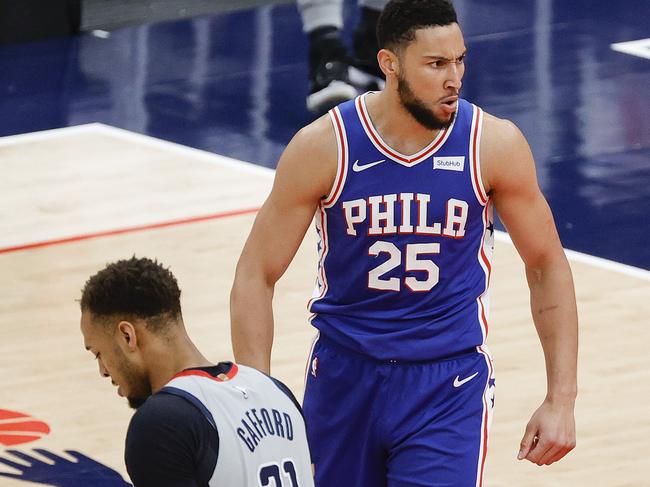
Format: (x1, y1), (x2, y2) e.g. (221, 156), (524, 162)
(445, 63), (463, 90)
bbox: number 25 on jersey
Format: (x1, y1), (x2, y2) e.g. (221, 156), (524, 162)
(369, 242), (440, 292)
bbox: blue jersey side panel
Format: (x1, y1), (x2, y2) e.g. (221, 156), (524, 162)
(309, 94), (494, 361)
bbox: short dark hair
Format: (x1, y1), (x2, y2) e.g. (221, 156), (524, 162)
(80, 256), (182, 328)
(377, 0), (458, 51)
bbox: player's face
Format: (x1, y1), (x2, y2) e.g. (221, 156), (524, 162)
(395, 23), (466, 130)
(80, 311), (152, 409)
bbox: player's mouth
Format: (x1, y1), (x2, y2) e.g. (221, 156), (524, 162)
(439, 96), (458, 114)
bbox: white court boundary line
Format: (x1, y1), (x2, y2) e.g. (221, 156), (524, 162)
(0, 123), (275, 178)
(494, 232), (650, 281)
(2, 124), (649, 281)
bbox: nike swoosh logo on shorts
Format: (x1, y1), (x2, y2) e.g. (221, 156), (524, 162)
(352, 158), (386, 172)
(453, 372), (479, 388)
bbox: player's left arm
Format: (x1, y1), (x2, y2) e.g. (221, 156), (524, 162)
(481, 113), (578, 466)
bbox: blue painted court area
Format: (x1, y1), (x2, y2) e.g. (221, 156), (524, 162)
(1, 0), (648, 269)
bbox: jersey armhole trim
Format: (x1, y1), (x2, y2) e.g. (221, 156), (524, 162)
(265, 375), (305, 421)
(159, 386), (218, 431)
(470, 105), (489, 206)
(322, 107), (348, 208)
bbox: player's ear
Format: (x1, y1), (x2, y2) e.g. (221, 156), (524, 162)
(378, 49), (399, 78)
(117, 321), (138, 351)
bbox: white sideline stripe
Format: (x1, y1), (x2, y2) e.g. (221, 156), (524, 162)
(90, 124), (275, 178)
(495, 231), (650, 281)
(2, 124), (648, 279)
(0, 123), (100, 145)
(610, 38), (650, 60)
(0, 123), (275, 178)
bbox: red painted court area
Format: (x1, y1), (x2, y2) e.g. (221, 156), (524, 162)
(0, 410), (51, 447)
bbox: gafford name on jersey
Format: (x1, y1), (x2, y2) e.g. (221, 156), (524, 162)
(236, 407), (295, 453)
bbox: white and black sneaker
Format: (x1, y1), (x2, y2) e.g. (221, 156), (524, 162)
(306, 27), (357, 114)
(348, 64), (385, 92)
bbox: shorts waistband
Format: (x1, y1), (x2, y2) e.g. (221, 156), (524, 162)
(317, 333), (480, 365)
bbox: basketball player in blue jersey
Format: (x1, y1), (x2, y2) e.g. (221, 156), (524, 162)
(231, 0), (578, 484)
(79, 257), (314, 487)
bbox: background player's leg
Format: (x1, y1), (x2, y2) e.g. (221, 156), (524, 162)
(349, 0), (387, 91)
(297, 0), (357, 114)
(385, 352), (495, 487)
(302, 335), (387, 487)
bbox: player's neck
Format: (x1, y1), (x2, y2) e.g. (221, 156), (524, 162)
(147, 334), (212, 392)
(368, 90), (442, 155)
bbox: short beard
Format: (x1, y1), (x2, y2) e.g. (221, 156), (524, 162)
(397, 71), (456, 131)
(113, 345), (152, 409)
(127, 396), (148, 409)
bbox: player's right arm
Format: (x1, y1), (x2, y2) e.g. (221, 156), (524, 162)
(230, 115), (338, 374)
(125, 394), (218, 487)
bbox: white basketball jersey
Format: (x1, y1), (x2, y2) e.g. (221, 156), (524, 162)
(162, 364), (314, 487)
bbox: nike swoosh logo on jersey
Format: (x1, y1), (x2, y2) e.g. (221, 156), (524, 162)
(453, 372), (479, 388)
(352, 158), (386, 172)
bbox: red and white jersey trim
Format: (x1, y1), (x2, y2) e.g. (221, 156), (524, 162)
(309, 107), (348, 310)
(322, 107), (349, 208)
(355, 93), (454, 166)
(171, 363), (239, 382)
(475, 345), (495, 487)
(307, 206), (330, 310)
(476, 202), (493, 342)
(471, 102), (492, 344)
(469, 105), (488, 206)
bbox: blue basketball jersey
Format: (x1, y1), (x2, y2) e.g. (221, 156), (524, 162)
(308, 93), (494, 361)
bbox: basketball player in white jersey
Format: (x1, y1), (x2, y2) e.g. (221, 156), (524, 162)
(80, 257), (313, 487)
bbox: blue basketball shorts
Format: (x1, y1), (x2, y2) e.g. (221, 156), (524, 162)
(302, 333), (496, 487)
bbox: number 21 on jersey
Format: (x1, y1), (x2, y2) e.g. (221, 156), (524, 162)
(258, 459), (301, 487)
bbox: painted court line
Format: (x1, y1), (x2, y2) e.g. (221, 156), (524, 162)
(91, 123), (276, 178)
(494, 231), (650, 281)
(0, 208), (260, 255)
(0, 124), (99, 146)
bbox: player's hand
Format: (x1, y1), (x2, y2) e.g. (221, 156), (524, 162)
(517, 397), (576, 466)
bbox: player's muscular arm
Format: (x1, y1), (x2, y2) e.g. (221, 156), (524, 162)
(481, 114), (578, 466)
(230, 116), (338, 374)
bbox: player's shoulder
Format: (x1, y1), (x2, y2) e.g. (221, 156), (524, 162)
(274, 113), (339, 199)
(284, 113), (337, 160)
(478, 110), (536, 193)
(479, 110), (532, 166)
(125, 390), (219, 486)
(480, 111), (527, 149)
(128, 389), (209, 435)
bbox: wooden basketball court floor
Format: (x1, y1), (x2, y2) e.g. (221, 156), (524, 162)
(1, 124), (649, 486)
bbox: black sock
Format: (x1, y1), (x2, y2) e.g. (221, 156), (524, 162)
(308, 26), (349, 78)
